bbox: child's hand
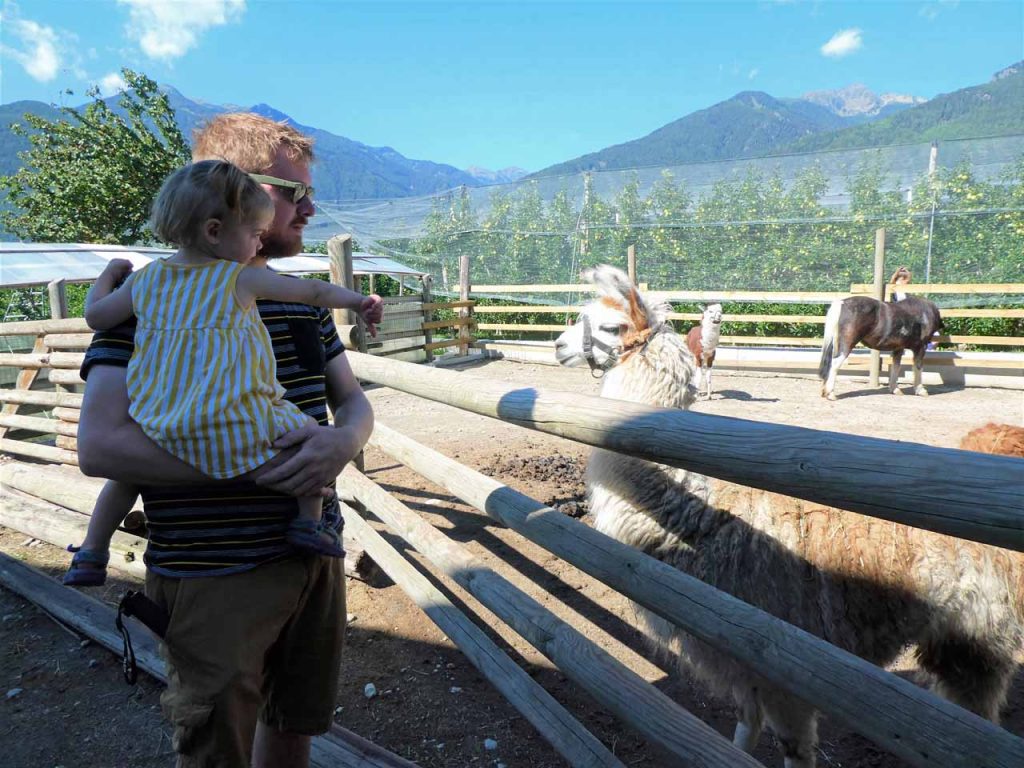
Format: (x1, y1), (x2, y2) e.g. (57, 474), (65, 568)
(359, 294), (384, 338)
(102, 259), (134, 287)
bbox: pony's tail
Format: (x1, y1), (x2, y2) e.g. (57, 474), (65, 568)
(818, 299), (843, 380)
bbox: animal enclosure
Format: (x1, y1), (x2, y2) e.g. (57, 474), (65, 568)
(0, 248), (1022, 766)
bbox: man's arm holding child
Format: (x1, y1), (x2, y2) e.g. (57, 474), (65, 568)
(256, 352), (373, 498)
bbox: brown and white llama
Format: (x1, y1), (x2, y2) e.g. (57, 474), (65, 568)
(685, 303), (723, 399)
(554, 265), (1023, 768)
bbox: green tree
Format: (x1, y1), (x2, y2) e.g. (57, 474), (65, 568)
(0, 69), (190, 245)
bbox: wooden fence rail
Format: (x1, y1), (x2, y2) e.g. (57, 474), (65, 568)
(347, 352), (1022, 549)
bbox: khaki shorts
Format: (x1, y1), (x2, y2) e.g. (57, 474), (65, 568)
(147, 555), (345, 768)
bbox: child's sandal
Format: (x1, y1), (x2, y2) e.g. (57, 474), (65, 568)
(63, 545), (110, 587)
(286, 519), (346, 559)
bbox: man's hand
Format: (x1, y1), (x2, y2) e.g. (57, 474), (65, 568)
(358, 294), (384, 338)
(254, 421), (362, 497)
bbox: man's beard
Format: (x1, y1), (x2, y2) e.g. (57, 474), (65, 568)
(260, 225), (304, 258)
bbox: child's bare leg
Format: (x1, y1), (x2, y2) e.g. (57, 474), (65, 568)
(65, 479), (138, 586)
(82, 480), (139, 552)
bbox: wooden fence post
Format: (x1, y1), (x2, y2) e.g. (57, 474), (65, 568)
(627, 245), (637, 286)
(421, 275), (434, 363)
(458, 254), (471, 357)
(328, 235), (366, 353)
(869, 228), (886, 387)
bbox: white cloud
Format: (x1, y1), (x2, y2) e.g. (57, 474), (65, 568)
(820, 28), (863, 58)
(748, 68), (759, 80)
(0, 14), (61, 82)
(99, 72), (128, 96)
(919, 0), (959, 21)
(117, 0), (246, 61)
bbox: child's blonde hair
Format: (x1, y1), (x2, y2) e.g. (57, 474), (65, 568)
(151, 160), (274, 248)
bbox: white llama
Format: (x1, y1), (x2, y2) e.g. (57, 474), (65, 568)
(685, 303), (723, 399)
(554, 265), (1023, 768)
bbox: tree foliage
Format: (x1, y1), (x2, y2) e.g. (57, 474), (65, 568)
(385, 154), (1024, 345)
(0, 69), (190, 245)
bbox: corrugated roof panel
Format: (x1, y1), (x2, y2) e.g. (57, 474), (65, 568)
(0, 243), (427, 288)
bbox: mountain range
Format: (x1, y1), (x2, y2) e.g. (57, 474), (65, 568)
(532, 63), (1023, 177)
(1, 62), (1021, 201)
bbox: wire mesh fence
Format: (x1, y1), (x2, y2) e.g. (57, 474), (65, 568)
(307, 135), (1024, 309)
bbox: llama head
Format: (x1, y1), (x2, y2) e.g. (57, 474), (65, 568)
(703, 303), (723, 325)
(890, 266), (912, 285)
(555, 265), (670, 372)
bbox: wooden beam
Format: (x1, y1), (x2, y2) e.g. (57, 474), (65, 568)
(338, 504), (628, 768)
(43, 333), (94, 349)
(0, 438), (78, 465)
(0, 352), (85, 369)
(420, 317), (474, 331)
(0, 414), (77, 437)
(0, 489), (146, 577)
(477, 324), (568, 332)
(422, 300), (474, 310)
(0, 318), (90, 336)
(367, 422), (1024, 768)
(54, 407), (81, 423)
(850, 283), (1024, 295)
(346, 352), (1024, 551)
(48, 369), (85, 386)
(342, 467), (760, 768)
(367, 329), (425, 345)
(0, 389), (84, 408)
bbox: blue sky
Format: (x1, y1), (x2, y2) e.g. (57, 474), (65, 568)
(1, 1), (1021, 172)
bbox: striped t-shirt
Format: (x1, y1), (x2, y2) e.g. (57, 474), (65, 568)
(81, 286), (346, 578)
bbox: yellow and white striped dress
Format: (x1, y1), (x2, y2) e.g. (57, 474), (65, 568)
(126, 258), (309, 479)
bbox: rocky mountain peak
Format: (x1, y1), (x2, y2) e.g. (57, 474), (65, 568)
(801, 83), (925, 117)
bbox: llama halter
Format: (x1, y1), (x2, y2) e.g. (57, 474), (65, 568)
(580, 314), (620, 377)
(580, 313), (664, 377)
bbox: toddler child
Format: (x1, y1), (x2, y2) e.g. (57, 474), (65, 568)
(64, 160), (382, 585)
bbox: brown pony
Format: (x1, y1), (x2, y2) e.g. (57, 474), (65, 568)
(818, 267), (942, 400)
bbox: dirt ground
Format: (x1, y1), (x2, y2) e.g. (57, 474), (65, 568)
(1, 359), (1022, 768)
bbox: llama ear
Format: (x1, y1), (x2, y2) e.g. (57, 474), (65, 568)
(698, 304), (706, 313)
(583, 265), (634, 301)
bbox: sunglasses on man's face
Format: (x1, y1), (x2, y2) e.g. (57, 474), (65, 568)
(249, 173), (315, 204)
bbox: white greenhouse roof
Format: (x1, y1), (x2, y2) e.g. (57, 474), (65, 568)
(0, 243), (428, 289)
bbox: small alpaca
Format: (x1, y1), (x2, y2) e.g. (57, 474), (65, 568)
(555, 265), (1022, 768)
(684, 303), (723, 399)
(818, 266), (942, 400)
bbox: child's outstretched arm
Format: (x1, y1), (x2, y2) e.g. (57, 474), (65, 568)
(236, 267), (383, 337)
(85, 259), (136, 330)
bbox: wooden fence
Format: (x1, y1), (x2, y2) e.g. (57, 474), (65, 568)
(466, 231), (1023, 385)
